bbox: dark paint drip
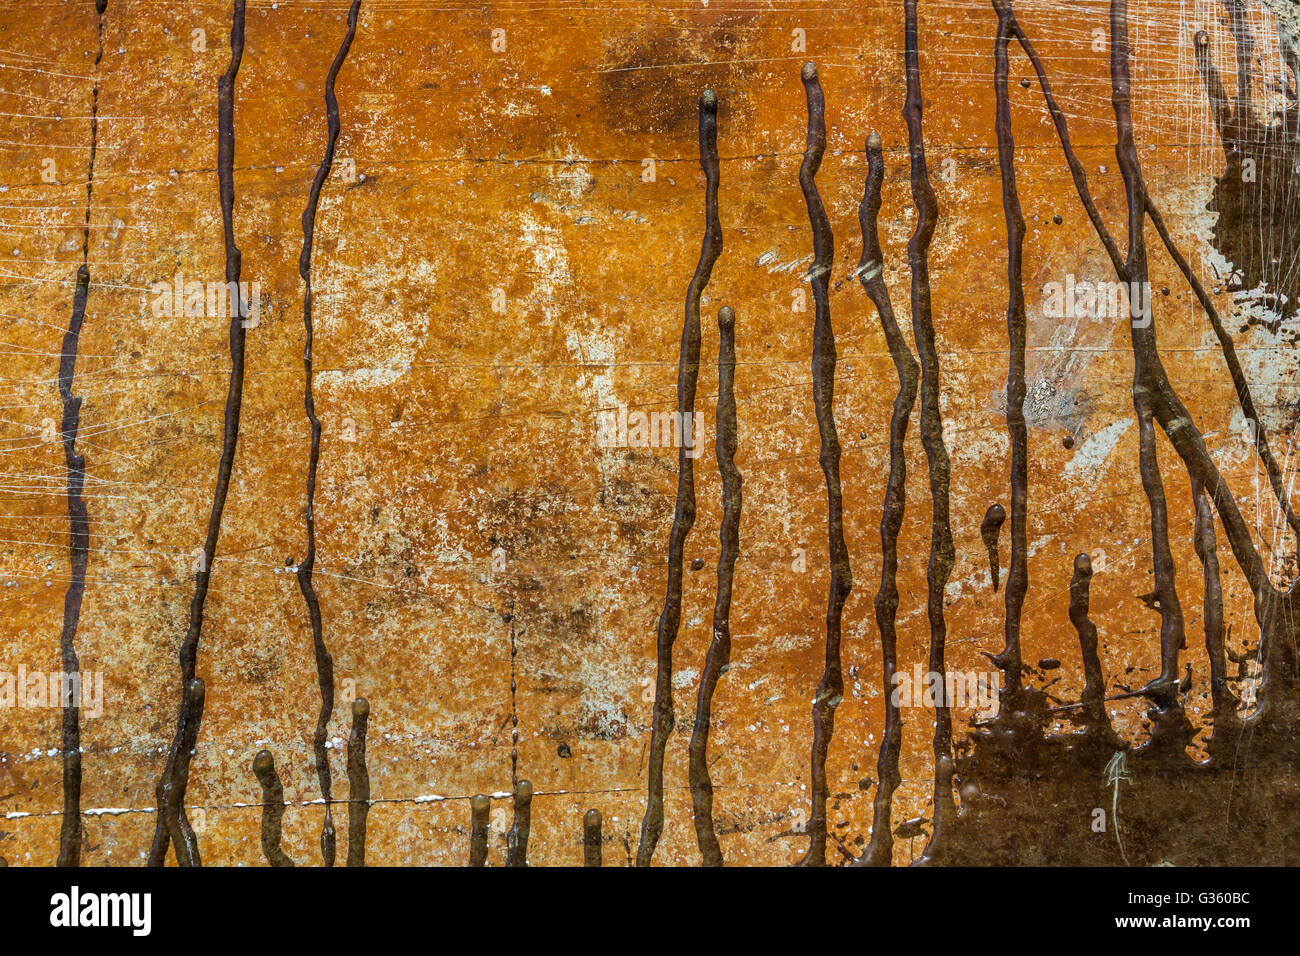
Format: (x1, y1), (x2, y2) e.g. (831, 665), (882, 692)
(150, 678), (206, 866)
(902, 0), (957, 866)
(992, 1), (1028, 704)
(1131, 389), (1190, 747)
(149, 0), (247, 867)
(252, 750), (295, 867)
(979, 504), (1005, 594)
(637, 88), (722, 867)
(346, 697), (369, 866)
(1109, 0), (1193, 751)
(796, 61), (851, 870)
(935, 2), (1300, 865)
(506, 779), (532, 867)
(1066, 554), (1122, 748)
(853, 133), (919, 868)
(296, 0), (362, 870)
(688, 305), (741, 867)
(56, 276), (90, 868)
(508, 613), (518, 786)
(583, 809), (602, 867)
(1191, 479), (1240, 760)
(56, 0), (107, 869)
(1021, 0), (1213, 744)
(469, 794), (490, 867)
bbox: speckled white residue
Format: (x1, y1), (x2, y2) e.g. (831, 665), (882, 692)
(519, 210), (573, 308)
(565, 328), (617, 410)
(671, 667), (699, 689)
(317, 256), (435, 392)
(1063, 419), (1132, 480)
(574, 636), (636, 741)
(549, 144), (594, 200)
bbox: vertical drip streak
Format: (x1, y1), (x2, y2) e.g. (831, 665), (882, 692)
(469, 794), (490, 866)
(1067, 553), (1119, 744)
(1192, 478), (1239, 759)
(149, 0), (247, 867)
(636, 88), (721, 867)
(506, 779), (532, 867)
(992, 0), (1028, 701)
(296, 0), (363, 869)
(346, 697), (369, 866)
(796, 61), (850, 869)
(854, 133), (919, 868)
(688, 305), (741, 866)
(56, 0), (108, 869)
(252, 750), (295, 867)
(583, 809), (602, 867)
(152, 678), (206, 865)
(1109, 0), (1190, 745)
(980, 504), (1006, 594)
(902, 0), (957, 864)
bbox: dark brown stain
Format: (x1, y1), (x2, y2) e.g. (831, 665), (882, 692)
(1195, 14), (1300, 326)
(596, 24), (744, 136)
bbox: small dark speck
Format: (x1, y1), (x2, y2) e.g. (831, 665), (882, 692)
(1038, 658), (1062, 670)
(691, 558), (705, 571)
(1052, 214), (1063, 225)
(1161, 287), (1170, 296)
(858, 777), (874, 792)
(1019, 77), (1031, 88)
(557, 743), (572, 758)
(1062, 435), (1075, 449)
